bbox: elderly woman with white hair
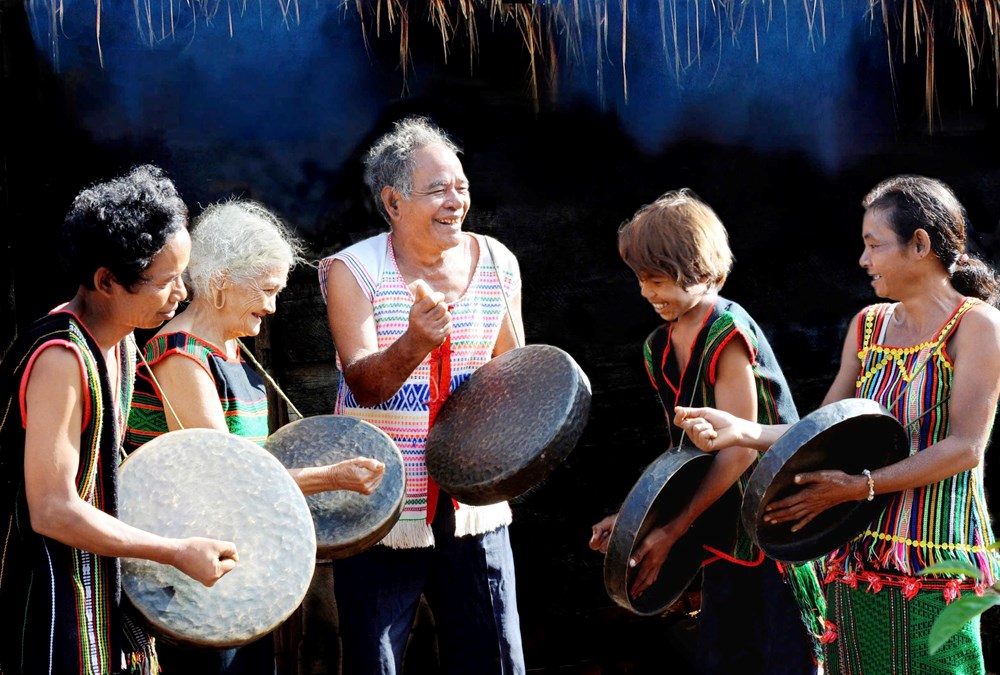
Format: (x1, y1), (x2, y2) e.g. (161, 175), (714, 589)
(125, 199), (385, 674)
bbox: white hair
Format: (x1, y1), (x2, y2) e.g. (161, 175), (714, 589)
(186, 199), (304, 298)
(363, 115), (461, 224)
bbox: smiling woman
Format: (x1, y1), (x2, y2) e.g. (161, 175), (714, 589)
(676, 175), (1000, 673)
(124, 198), (386, 675)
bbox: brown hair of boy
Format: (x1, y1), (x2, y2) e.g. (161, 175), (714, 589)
(617, 188), (734, 289)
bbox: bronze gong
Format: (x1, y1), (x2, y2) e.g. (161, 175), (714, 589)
(604, 446), (740, 616)
(119, 428), (316, 648)
(265, 414), (406, 560)
(425, 344), (592, 506)
(742, 397), (909, 563)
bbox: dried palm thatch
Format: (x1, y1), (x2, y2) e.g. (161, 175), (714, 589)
(37, 0), (1000, 129)
(349, 0), (553, 103)
(874, 0), (1000, 128)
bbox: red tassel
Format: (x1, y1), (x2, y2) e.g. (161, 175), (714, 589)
(943, 579), (961, 605)
(819, 620), (838, 645)
(824, 566), (841, 585)
(824, 552), (848, 584)
(860, 571), (883, 593)
(901, 576), (922, 600)
(842, 570), (858, 590)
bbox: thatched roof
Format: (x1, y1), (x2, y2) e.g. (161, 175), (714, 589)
(43, 0), (1000, 129)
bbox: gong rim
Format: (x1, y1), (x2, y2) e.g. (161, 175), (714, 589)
(425, 344), (592, 505)
(265, 415), (406, 560)
(604, 446), (740, 616)
(119, 428), (317, 648)
(741, 397), (909, 563)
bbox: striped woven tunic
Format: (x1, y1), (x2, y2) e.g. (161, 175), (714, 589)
(836, 298), (1000, 584)
(319, 232), (520, 549)
(0, 309), (152, 674)
(125, 332), (270, 452)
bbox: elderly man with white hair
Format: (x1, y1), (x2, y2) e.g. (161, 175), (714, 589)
(321, 115), (526, 674)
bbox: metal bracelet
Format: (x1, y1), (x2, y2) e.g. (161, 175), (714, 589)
(862, 469), (875, 501)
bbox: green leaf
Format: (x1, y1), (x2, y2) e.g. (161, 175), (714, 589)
(989, 541), (1000, 552)
(919, 560), (983, 580)
(928, 594), (1000, 654)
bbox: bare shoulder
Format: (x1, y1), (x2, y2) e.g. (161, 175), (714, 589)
(953, 302), (1000, 361)
(326, 258), (367, 303)
(155, 349), (212, 376)
(23, 345), (85, 423)
(29, 343), (84, 384)
(960, 301), (1000, 338)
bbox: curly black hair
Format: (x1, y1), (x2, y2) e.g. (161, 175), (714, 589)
(60, 165), (189, 290)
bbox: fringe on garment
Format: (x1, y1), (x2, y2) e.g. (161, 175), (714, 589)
(379, 502), (513, 549)
(123, 642), (160, 675)
(454, 502), (512, 538)
(121, 613), (159, 675)
(120, 605), (160, 675)
(777, 560), (829, 664)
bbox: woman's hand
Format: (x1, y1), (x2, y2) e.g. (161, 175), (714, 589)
(628, 518), (687, 598)
(763, 470), (868, 532)
(589, 513), (618, 553)
(327, 457), (386, 495)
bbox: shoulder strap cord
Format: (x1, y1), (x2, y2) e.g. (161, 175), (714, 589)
(130, 350), (186, 461)
(484, 236), (524, 349)
(236, 338), (304, 420)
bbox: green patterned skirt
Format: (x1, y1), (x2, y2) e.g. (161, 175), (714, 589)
(824, 579), (984, 675)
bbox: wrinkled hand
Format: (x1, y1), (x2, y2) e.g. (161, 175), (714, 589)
(674, 406), (743, 452)
(629, 519), (686, 598)
(328, 457), (386, 495)
(173, 537), (238, 587)
(589, 514), (618, 553)
(764, 470), (865, 532)
(408, 279), (451, 350)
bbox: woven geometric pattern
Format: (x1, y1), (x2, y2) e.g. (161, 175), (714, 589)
(323, 233), (520, 548)
(825, 581), (984, 674)
(126, 332), (269, 452)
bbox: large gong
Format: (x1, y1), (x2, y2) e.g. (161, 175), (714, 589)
(119, 428), (316, 648)
(742, 397), (909, 563)
(425, 344), (591, 505)
(265, 414), (406, 560)
(604, 446), (740, 616)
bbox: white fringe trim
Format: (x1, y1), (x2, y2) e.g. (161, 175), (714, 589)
(379, 519), (436, 549)
(377, 502), (513, 549)
(454, 501), (512, 538)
